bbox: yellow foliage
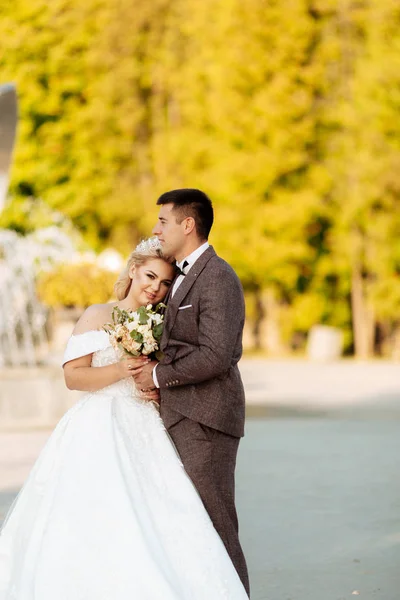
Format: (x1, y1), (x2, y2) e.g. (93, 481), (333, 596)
(37, 263), (116, 308)
(1, 0), (400, 355)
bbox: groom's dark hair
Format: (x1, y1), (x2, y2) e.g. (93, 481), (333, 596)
(156, 188), (214, 240)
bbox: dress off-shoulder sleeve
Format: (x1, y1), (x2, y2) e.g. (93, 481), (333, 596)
(62, 330), (111, 366)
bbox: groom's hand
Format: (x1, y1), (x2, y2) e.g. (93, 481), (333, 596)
(137, 387), (160, 403)
(133, 360), (158, 391)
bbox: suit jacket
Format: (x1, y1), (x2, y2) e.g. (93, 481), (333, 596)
(157, 246), (246, 438)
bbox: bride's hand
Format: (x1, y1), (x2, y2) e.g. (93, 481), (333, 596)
(117, 356), (150, 380)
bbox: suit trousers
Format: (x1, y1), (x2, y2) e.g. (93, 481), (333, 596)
(161, 406), (250, 596)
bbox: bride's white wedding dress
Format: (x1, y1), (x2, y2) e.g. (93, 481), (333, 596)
(0, 331), (248, 600)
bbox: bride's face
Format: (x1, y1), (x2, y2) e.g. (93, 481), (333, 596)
(129, 258), (174, 307)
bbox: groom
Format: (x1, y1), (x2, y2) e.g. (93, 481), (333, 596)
(135, 188), (250, 595)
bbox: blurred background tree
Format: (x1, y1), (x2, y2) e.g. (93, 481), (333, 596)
(1, 0), (399, 357)
(37, 263), (116, 308)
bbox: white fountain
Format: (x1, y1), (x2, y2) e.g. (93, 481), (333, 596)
(0, 230), (49, 366)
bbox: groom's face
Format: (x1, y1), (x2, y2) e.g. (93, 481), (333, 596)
(152, 203), (185, 258)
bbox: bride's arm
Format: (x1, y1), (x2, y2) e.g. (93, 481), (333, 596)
(63, 353), (149, 392)
(63, 304), (149, 392)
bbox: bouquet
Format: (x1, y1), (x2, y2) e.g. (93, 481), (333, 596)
(103, 303), (166, 360)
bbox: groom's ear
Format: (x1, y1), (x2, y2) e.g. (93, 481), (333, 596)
(183, 217), (195, 236)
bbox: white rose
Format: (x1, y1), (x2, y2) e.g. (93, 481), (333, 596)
(126, 339), (141, 353)
(143, 342), (157, 355)
(126, 321), (137, 332)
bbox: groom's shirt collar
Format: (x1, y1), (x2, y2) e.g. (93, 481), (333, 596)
(176, 241), (209, 274)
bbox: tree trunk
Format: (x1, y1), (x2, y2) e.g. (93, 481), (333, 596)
(351, 265), (375, 358)
(253, 288), (264, 350)
(390, 325), (400, 361)
(261, 288), (286, 356)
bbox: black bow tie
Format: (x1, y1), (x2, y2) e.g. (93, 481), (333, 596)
(176, 260), (189, 276)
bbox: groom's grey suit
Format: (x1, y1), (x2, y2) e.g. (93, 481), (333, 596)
(157, 246), (250, 595)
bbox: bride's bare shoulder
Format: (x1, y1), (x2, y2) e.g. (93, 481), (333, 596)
(72, 303), (118, 336)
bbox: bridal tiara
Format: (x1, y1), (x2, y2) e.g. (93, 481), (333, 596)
(135, 236), (162, 254)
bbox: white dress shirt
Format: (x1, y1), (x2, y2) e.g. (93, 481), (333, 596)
(152, 241), (210, 388)
(171, 241), (210, 297)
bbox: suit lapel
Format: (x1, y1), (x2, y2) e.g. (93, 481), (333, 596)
(162, 280), (174, 308)
(163, 246), (216, 339)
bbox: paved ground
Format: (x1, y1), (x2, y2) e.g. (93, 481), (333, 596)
(1, 360), (400, 599)
(240, 359), (400, 411)
(237, 417), (400, 600)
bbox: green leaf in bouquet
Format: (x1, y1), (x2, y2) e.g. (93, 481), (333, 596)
(130, 330), (143, 343)
(155, 302), (167, 313)
(136, 305), (149, 325)
(152, 323), (164, 340)
(112, 306), (124, 325)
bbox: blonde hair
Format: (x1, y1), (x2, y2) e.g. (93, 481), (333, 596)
(114, 238), (175, 300)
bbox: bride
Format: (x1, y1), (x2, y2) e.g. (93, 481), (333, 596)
(0, 239), (248, 600)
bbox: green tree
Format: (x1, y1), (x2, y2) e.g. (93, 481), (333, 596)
(2, 0), (400, 355)
(159, 0), (334, 351)
(320, 0), (400, 357)
(0, 0), (174, 251)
